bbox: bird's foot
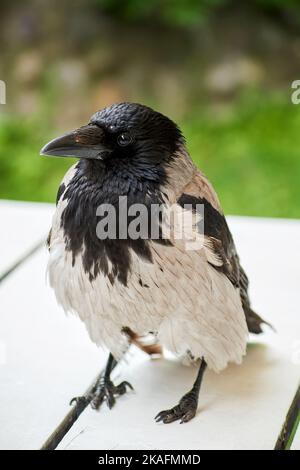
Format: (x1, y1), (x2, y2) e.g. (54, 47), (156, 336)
(155, 390), (198, 424)
(89, 379), (133, 410)
(69, 380), (133, 410)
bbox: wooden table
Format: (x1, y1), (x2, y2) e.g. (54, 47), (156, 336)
(0, 200), (299, 450)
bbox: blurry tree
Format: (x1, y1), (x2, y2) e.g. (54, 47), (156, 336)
(96, 0), (300, 26)
(97, 0), (225, 26)
(0, 0), (299, 216)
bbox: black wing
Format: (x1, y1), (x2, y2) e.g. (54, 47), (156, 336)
(178, 193), (269, 334)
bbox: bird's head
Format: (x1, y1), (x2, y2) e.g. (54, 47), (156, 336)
(41, 103), (186, 178)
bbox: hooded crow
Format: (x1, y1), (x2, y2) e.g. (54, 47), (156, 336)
(41, 102), (269, 423)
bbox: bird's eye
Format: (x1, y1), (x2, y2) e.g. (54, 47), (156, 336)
(117, 132), (133, 147)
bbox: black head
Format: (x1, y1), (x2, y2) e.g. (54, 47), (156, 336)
(41, 103), (184, 171)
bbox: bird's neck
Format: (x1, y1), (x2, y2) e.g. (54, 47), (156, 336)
(71, 158), (166, 202)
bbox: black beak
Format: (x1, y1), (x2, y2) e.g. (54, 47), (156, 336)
(40, 124), (111, 160)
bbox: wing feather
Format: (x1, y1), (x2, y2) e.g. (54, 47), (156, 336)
(179, 171), (269, 334)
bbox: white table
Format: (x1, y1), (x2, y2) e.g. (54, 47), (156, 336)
(0, 200), (299, 450)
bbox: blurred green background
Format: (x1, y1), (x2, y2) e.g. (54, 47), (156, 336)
(0, 0), (300, 217)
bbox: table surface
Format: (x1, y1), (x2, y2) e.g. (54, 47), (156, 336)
(0, 199), (299, 450)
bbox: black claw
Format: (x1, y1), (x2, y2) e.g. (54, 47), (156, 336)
(89, 379), (133, 411)
(91, 391), (105, 410)
(155, 412), (164, 422)
(122, 381), (134, 391)
(69, 396), (87, 407)
(107, 392), (115, 409)
(116, 381), (134, 396)
(155, 391), (198, 424)
(180, 409), (196, 423)
(155, 409), (175, 423)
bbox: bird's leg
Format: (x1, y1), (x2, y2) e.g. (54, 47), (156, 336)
(155, 359), (207, 424)
(70, 353), (133, 410)
(89, 353), (133, 410)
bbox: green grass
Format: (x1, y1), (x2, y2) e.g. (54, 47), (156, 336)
(0, 116), (76, 203)
(0, 92), (299, 217)
(183, 93), (300, 218)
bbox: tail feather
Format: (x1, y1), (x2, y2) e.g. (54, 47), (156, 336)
(245, 308), (275, 334)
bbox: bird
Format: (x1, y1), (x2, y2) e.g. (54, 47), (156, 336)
(41, 102), (269, 424)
